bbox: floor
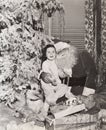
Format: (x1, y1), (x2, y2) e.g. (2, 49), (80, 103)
(0, 103), (106, 130)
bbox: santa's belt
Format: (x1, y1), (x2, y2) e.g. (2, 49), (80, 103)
(61, 76), (86, 86)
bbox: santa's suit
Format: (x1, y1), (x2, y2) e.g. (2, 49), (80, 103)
(61, 50), (97, 96)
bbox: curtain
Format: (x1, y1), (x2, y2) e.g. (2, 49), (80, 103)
(85, 0), (106, 86)
(100, 0), (106, 85)
(85, 0), (96, 58)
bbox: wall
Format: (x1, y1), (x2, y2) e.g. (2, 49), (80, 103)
(51, 0), (85, 50)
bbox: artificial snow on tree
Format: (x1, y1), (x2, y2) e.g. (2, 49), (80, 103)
(0, 0), (55, 106)
(0, 1), (65, 127)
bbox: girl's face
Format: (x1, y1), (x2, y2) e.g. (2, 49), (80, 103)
(46, 47), (56, 61)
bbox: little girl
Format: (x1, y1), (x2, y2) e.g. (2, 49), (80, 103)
(40, 44), (74, 119)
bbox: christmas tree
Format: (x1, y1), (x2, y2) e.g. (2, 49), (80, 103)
(0, 0), (64, 105)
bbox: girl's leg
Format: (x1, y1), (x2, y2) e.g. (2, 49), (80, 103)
(40, 94), (57, 120)
(55, 84), (75, 100)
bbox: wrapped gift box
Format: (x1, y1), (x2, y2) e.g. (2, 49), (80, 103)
(45, 122), (99, 130)
(45, 108), (100, 130)
(50, 104), (85, 119)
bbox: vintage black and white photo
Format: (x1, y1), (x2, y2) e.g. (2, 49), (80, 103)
(0, 0), (106, 130)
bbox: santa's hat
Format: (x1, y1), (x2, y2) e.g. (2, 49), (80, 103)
(54, 42), (70, 52)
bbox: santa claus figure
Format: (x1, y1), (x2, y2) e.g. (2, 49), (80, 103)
(40, 42), (97, 97)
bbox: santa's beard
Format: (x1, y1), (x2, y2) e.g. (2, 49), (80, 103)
(56, 46), (78, 70)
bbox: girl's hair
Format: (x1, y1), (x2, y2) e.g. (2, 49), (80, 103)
(41, 44), (56, 64)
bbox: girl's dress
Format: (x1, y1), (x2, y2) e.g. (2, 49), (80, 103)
(41, 59), (68, 104)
